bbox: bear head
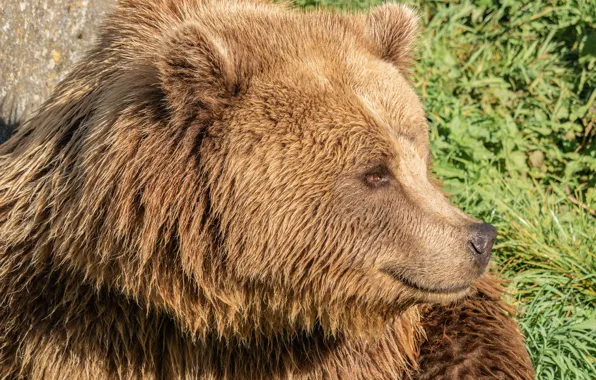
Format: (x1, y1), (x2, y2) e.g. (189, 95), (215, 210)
(2, 0), (497, 341)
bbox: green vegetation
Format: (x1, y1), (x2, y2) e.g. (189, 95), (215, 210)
(293, 1), (596, 378)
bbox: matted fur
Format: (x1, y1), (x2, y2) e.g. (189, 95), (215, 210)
(0, 0), (533, 378)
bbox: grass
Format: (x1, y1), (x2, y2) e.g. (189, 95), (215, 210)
(291, 0), (596, 378)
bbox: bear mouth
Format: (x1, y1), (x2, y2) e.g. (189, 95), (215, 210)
(382, 268), (470, 294)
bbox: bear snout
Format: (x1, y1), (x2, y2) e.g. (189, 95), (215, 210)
(467, 222), (497, 269)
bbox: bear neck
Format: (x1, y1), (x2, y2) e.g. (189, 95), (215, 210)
(0, 256), (420, 378)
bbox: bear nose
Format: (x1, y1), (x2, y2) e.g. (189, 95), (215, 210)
(467, 222), (497, 269)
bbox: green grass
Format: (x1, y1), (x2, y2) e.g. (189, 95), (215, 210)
(293, 0), (596, 378)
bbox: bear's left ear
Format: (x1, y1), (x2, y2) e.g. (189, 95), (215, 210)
(157, 22), (252, 126)
(363, 3), (419, 71)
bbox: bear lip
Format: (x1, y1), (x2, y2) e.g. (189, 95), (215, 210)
(381, 268), (470, 294)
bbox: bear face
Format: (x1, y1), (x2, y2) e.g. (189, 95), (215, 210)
(216, 55), (485, 304)
(151, 1), (497, 336)
(0, 0), (496, 341)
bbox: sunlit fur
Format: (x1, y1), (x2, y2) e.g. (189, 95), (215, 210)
(0, 0), (533, 378)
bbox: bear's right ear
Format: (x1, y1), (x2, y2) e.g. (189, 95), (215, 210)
(363, 3), (419, 71)
(158, 23), (249, 125)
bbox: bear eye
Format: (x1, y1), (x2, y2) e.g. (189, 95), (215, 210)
(363, 165), (392, 188)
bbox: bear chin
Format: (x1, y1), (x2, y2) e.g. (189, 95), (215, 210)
(383, 269), (474, 300)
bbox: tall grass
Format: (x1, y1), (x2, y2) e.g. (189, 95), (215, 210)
(293, 0), (596, 378)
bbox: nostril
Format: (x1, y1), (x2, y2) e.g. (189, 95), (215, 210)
(467, 222), (497, 269)
(468, 240), (483, 255)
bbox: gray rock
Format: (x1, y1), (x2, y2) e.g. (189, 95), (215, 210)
(0, 0), (115, 143)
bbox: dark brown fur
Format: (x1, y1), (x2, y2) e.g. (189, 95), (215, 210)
(0, 0), (533, 378)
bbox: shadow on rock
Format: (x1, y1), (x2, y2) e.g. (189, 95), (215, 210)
(0, 118), (18, 145)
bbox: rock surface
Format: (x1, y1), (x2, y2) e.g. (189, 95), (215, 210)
(0, 0), (115, 143)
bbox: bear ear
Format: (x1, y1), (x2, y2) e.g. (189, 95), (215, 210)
(364, 3), (419, 71)
(158, 23), (248, 125)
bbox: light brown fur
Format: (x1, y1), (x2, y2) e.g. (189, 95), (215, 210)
(0, 1), (533, 378)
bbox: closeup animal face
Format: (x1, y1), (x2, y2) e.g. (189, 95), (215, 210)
(211, 50), (496, 309)
(160, 3), (497, 315)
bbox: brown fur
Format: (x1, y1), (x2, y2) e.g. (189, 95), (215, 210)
(0, 0), (533, 378)
(416, 276), (534, 379)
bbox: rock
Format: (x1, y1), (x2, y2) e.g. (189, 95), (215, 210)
(0, 0), (115, 143)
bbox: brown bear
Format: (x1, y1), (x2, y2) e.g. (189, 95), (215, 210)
(0, 0), (534, 378)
